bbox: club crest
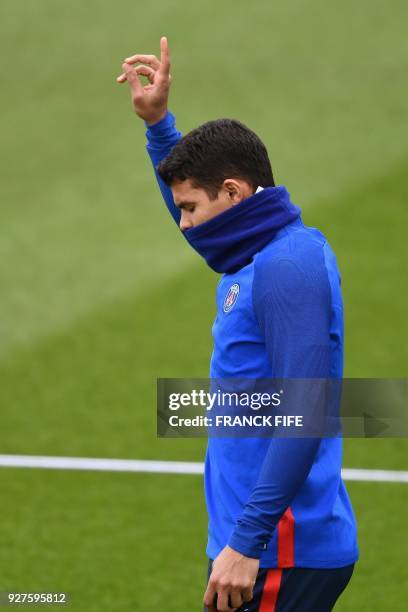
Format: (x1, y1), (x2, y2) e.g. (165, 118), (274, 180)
(223, 283), (240, 313)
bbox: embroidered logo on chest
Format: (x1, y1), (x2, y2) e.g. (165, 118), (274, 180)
(223, 283), (240, 313)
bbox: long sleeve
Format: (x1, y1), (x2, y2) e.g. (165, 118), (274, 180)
(228, 253), (333, 558)
(145, 111), (182, 224)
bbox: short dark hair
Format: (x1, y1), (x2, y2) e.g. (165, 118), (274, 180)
(157, 119), (275, 199)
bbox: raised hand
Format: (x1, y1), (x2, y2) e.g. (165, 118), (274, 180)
(116, 36), (171, 125)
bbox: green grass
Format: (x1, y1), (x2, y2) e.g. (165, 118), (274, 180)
(0, 471), (407, 611)
(0, 469), (208, 611)
(0, 0), (407, 610)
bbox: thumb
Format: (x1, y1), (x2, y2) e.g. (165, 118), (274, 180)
(121, 62), (143, 97)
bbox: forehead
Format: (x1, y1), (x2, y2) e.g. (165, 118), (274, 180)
(171, 179), (207, 204)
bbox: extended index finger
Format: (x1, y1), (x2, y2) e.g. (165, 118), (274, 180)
(159, 36), (170, 76)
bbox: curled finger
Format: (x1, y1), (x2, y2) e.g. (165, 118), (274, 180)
(134, 64), (156, 84)
(242, 585), (254, 603)
(216, 589), (236, 612)
(124, 53), (161, 70)
(118, 62), (144, 96)
(229, 590), (243, 609)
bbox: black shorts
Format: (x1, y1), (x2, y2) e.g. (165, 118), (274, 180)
(205, 560), (355, 612)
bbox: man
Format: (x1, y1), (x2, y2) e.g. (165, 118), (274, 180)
(117, 37), (358, 612)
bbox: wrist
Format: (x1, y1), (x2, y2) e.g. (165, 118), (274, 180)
(228, 529), (266, 559)
(145, 111), (180, 148)
(144, 109), (168, 126)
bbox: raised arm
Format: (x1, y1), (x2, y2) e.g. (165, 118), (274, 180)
(116, 37), (181, 224)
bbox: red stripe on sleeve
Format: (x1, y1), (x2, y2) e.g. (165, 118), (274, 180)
(277, 506), (295, 567)
(259, 568), (282, 612)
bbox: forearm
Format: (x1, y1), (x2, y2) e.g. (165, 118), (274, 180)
(145, 111), (182, 224)
(228, 436), (320, 558)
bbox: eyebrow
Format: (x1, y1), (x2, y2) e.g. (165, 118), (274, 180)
(175, 200), (197, 209)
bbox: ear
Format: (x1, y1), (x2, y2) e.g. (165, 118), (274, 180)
(223, 179), (254, 205)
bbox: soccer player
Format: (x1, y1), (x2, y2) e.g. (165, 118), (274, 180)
(117, 37), (359, 612)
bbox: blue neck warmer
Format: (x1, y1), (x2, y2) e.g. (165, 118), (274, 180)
(184, 186), (301, 274)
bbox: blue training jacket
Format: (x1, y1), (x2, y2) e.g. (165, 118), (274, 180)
(145, 112), (359, 569)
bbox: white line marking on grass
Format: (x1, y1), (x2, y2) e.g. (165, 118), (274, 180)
(341, 468), (408, 483)
(0, 455), (204, 474)
(0, 455), (407, 482)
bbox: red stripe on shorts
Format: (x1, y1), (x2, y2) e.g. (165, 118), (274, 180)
(259, 568), (282, 612)
(277, 506), (295, 567)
